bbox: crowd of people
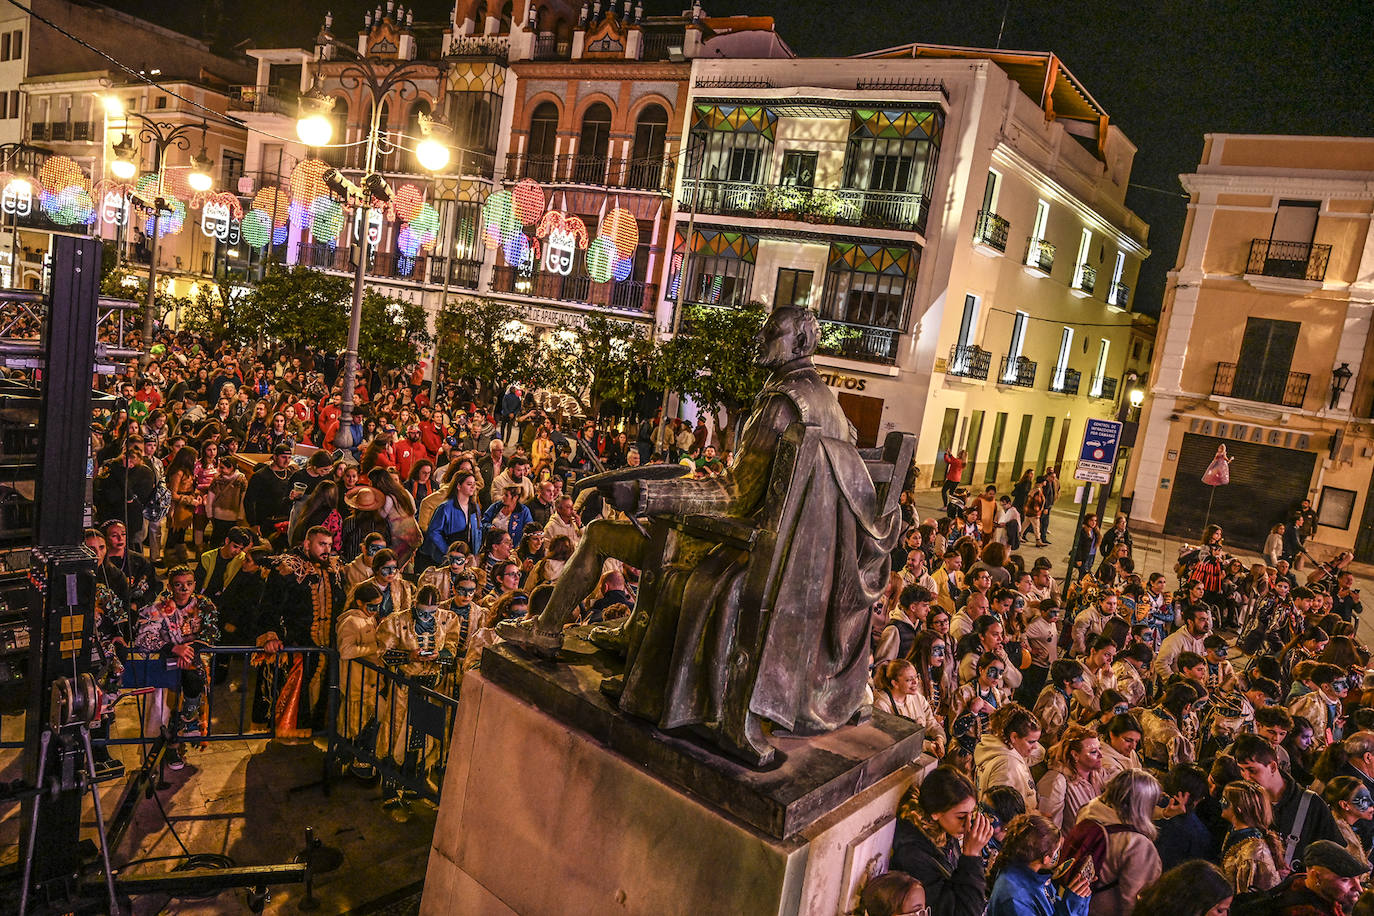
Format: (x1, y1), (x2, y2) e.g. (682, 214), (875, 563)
(861, 468), (1372, 916)
(81, 329), (1374, 916)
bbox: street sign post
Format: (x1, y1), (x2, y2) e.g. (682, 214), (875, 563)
(1075, 418), (1124, 484)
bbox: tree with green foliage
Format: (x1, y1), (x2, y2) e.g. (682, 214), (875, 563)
(359, 290), (432, 368)
(435, 296), (540, 404)
(237, 267), (351, 350)
(179, 277), (253, 342)
(543, 312), (655, 418)
(656, 301), (769, 448)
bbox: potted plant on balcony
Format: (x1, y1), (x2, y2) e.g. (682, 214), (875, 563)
(803, 189), (842, 224)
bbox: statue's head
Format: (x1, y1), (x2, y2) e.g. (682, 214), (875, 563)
(756, 306), (819, 369)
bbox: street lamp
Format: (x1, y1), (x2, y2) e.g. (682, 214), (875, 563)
(0, 143), (47, 288)
(1330, 362), (1353, 410)
(303, 37), (450, 450)
(101, 98), (214, 363)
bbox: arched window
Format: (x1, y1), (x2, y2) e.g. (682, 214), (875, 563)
(526, 101), (559, 181)
(574, 102), (611, 184)
(322, 95), (349, 167)
(499, 0), (513, 33)
(406, 99), (432, 173)
(629, 104), (668, 189)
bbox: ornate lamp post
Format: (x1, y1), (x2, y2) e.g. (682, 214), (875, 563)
(300, 30), (450, 450)
(102, 97), (214, 363)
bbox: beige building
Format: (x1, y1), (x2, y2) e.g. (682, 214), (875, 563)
(1127, 134), (1374, 557)
(669, 46), (1152, 488)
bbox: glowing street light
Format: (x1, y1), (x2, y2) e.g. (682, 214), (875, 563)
(415, 136), (450, 172)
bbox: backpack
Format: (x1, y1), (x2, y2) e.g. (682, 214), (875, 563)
(144, 482), (172, 521)
(1058, 818), (1141, 891)
(1229, 871), (1301, 916)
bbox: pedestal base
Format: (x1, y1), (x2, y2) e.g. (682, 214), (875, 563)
(421, 661), (920, 916)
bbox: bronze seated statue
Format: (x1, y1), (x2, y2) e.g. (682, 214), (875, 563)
(497, 307), (914, 767)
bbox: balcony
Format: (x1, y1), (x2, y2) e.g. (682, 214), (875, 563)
(228, 85), (296, 115)
(1212, 361), (1310, 409)
(531, 35), (571, 60)
(971, 210), (1009, 255)
(1049, 368), (1081, 395)
(490, 265), (657, 314)
(425, 256), (482, 290)
(1090, 376), (1118, 400)
(640, 31), (684, 61)
(1246, 238), (1331, 284)
(448, 34), (510, 61)
(1107, 281), (1131, 311)
(296, 242), (437, 283)
(998, 355), (1037, 388)
(1071, 264), (1096, 298)
(946, 344), (991, 381)
(816, 319), (900, 366)
(505, 153), (672, 192)
(1024, 237), (1055, 275)
(680, 178), (928, 233)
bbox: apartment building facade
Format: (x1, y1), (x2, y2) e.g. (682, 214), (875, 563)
(666, 47), (1152, 478)
(1127, 135), (1374, 556)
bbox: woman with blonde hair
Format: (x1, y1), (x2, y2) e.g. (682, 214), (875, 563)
(1035, 724), (1105, 831)
(1219, 780), (1284, 893)
(872, 659), (946, 759)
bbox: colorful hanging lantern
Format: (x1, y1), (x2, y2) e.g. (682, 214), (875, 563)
(241, 208), (272, 248)
(289, 158), (331, 203)
(512, 178), (545, 225)
(272, 224), (289, 245)
(38, 155), (88, 195)
(410, 203), (440, 239)
(142, 197), (186, 236)
(251, 188), (291, 227)
(503, 232), (530, 267)
(484, 189), (518, 244)
(602, 207), (639, 257)
(586, 236), (616, 283)
(611, 254), (634, 282)
(309, 196), (344, 242)
(392, 183), (424, 222)
(397, 225), (420, 257)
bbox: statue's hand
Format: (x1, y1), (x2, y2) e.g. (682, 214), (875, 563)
(599, 480), (640, 514)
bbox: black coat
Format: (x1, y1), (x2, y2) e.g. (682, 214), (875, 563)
(890, 820), (987, 916)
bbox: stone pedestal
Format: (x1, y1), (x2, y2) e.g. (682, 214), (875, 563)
(421, 640), (921, 916)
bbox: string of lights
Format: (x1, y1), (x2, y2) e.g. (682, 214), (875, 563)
(984, 305), (1141, 328)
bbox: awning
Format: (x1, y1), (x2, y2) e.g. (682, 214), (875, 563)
(674, 227), (758, 263)
(691, 103), (778, 141)
(849, 108), (943, 145)
(828, 241), (915, 276)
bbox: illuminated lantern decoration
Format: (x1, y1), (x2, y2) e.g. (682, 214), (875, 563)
(397, 226), (420, 257)
(289, 158), (331, 203)
(288, 200), (312, 232)
(612, 254), (634, 282)
(272, 224), (289, 245)
(602, 207), (639, 257)
(392, 183), (424, 222)
(410, 204), (440, 242)
(100, 190), (127, 225)
(512, 178), (545, 225)
(484, 189), (518, 244)
(503, 232), (529, 267)
(309, 196), (344, 242)
(142, 197), (186, 236)
(3, 178), (33, 217)
(241, 208), (272, 248)
(38, 155), (88, 195)
(201, 199), (237, 241)
(586, 236), (616, 283)
(536, 210), (589, 277)
(251, 187), (291, 227)
(483, 222), (502, 249)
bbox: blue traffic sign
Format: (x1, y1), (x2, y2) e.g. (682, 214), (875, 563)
(1075, 418), (1124, 484)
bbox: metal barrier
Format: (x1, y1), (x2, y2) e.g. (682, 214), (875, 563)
(330, 656), (460, 804)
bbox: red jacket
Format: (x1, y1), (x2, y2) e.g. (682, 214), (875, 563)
(394, 439), (432, 481)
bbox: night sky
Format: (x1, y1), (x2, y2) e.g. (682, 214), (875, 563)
(101, 0), (1374, 316)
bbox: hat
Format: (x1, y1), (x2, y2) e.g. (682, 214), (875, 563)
(344, 485), (384, 512)
(272, 442), (293, 456)
(1304, 839), (1368, 878)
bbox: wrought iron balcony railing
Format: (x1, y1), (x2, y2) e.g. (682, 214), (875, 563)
(1107, 281), (1131, 309)
(998, 354), (1037, 388)
(1246, 238), (1331, 282)
(680, 178), (929, 233)
(972, 210), (1009, 252)
(1212, 361), (1310, 409)
(505, 152), (672, 192)
(425, 256), (482, 290)
(1072, 264), (1097, 295)
(490, 265), (658, 314)
(531, 35), (571, 60)
(947, 344), (991, 381)
(815, 319), (900, 365)
(1049, 368), (1081, 395)
(1024, 237), (1055, 274)
(1090, 375), (1118, 400)
(228, 85), (296, 115)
